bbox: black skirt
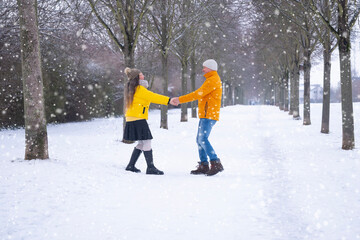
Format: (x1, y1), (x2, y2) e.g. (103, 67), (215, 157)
(123, 119), (153, 141)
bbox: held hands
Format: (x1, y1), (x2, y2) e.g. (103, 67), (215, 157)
(170, 97), (180, 106)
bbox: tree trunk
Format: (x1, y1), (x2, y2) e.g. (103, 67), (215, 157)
(320, 0), (332, 134)
(289, 70), (294, 115)
(279, 82), (284, 111)
(235, 86), (240, 104)
(122, 0), (135, 140)
(190, 49), (197, 118)
(122, 51), (135, 143)
(293, 64), (300, 119)
(231, 85), (235, 105)
(223, 83), (227, 106)
(18, 0), (49, 160)
(339, 47), (354, 149)
(236, 86), (243, 105)
(303, 48), (311, 125)
(160, 0), (169, 129)
(221, 81), (225, 107)
(338, 1), (355, 149)
(181, 60), (188, 122)
(284, 71), (289, 111)
(224, 82), (232, 106)
(275, 84), (280, 106)
(321, 35), (331, 133)
(160, 53), (169, 129)
(228, 84), (233, 106)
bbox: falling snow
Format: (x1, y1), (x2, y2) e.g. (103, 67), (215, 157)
(1, 104), (360, 240)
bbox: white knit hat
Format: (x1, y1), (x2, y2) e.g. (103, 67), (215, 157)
(203, 59), (218, 71)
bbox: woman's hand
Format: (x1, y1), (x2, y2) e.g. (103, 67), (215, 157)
(170, 97), (180, 106)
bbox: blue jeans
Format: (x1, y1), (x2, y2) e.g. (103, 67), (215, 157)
(196, 118), (218, 164)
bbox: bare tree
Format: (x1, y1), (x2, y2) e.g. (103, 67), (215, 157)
(268, 0), (320, 124)
(86, 0), (152, 67)
(171, 0), (201, 122)
(289, 0), (338, 132)
(300, 9), (319, 125)
(309, 0), (338, 133)
(143, 0), (178, 129)
(17, 0), (49, 160)
(290, 43), (302, 119)
(309, 0), (360, 149)
(205, 1), (253, 106)
(189, 46), (199, 118)
(175, 25), (191, 122)
(85, 0), (153, 142)
(252, 0), (302, 118)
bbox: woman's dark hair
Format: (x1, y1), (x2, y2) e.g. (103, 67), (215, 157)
(125, 75), (140, 109)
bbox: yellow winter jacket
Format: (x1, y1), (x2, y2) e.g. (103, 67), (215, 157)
(179, 71), (222, 121)
(125, 85), (170, 120)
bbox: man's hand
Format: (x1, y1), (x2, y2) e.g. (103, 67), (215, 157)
(170, 97), (180, 106)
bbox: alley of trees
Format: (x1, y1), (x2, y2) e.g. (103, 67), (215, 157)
(1, 0), (359, 159)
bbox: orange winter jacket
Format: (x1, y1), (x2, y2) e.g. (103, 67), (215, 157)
(179, 71), (222, 121)
(125, 85), (170, 120)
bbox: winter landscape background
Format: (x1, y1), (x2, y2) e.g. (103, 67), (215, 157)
(2, 1), (360, 239)
(1, 104), (360, 240)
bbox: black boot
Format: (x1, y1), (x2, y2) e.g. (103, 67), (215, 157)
(125, 148), (142, 173)
(143, 150), (164, 175)
(206, 159), (224, 176)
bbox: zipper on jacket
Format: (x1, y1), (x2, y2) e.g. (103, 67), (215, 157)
(143, 107), (146, 114)
(204, 102), (208, 117)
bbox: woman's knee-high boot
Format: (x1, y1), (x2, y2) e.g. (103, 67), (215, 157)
(125, 148), (142, 173)
(143, 150), (164, 175)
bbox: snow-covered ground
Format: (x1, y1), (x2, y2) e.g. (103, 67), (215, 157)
(1, 103), (360, 240)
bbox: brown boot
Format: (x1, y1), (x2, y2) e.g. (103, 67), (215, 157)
(206, 159), (224, 176)
(190, 162), (210, 175)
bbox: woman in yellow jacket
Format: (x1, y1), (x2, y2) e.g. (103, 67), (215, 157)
(123, 67), (171, 175)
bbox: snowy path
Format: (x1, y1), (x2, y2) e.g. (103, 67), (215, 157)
(216, 106), (312, 239)
(1, 104), (360, 240)
(254, 108), (309, 239)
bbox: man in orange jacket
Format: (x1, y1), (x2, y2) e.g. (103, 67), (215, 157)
(171, 59), (224, 176)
